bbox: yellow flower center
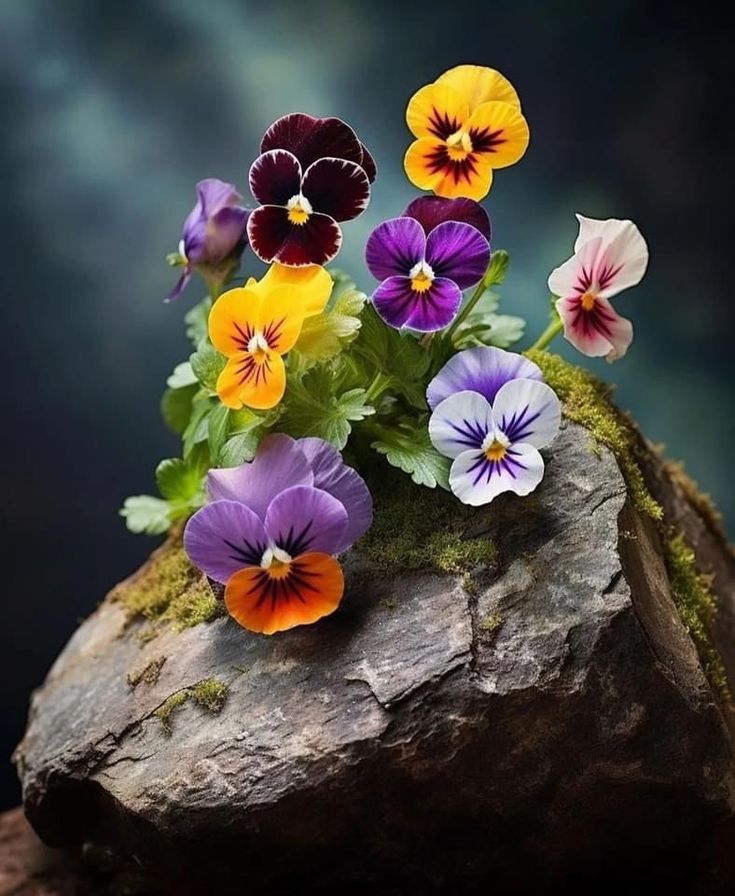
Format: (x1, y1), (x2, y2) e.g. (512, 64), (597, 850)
(483, 431), (510, 462)
(446, 129), (473, 161)
(247, 331), (270, 362)
(261, 546), (293, 579)
(581, 290), (597, 311)
(286, 193), (313, 225)
(409, 260), (435, 294)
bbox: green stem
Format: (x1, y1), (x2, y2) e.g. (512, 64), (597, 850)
(207, 279), (224, 303)
(529, 318), (563, 352)
(445, 280), (487, 341)
(365, 372), (392, 403)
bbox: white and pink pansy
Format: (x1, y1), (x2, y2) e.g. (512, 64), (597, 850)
(548, 214), (649, 362)
(427, 347), (561, 506)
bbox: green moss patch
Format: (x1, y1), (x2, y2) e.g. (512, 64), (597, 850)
(127, 655), (167, 688)
(357, 470), (497, 578)
(155, 678), (229, 733)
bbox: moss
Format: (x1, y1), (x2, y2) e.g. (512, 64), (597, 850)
(480, 611), (503, 633)
(108, 538), (222, 637)
(526, 350), (662, 520)
(127, 655), (167, 688)
(357, 470), (497, 576)
(664, 459), (728, 538)
(155, 677), (229, 733)
(664, 533), (729, 699)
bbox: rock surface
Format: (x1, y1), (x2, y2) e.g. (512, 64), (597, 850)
(14, 422), (735, 893)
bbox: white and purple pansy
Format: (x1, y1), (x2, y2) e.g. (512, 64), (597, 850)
(548, 214), (649, 362)
(365, 196), (491, 332)
(427, 346), (561, 506)
(247, 114), (374, 268)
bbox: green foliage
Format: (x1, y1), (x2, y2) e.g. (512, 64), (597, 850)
(167, 361), (198, 389)
(161, 383), (198, 435)
(185, 298), (211, 347)
(121, 449), (207, 535)
(294, 275), (366, 362)
(370, 420), (450, 489)
(452, 291), (525, 351)
(190, 339), (226, 391)
(483, 249), (510, 287)
(120, 495), (173, 535)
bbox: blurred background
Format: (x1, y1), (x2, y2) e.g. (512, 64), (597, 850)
(1, 0), (732, 809)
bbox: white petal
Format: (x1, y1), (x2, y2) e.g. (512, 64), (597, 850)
(574, 214), (635, 252)
(556, 295), (633, 362)
(595, 220), (649, 298)
(449, 444), (545, 506)
(428, 390), (493, 460)
(547, 237), (602, 298)
(492, 379), (561, 449)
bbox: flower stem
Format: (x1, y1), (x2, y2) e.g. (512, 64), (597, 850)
(365, 372), (392, 403)
(445, 280), (487, 342)
(529, 318), (563, 352)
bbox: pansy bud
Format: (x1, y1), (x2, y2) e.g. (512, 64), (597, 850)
(166, 178), (250, 302)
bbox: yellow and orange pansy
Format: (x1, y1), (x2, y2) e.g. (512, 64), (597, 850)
(244, 262), (333, 318)
(404, 65), (529, 201)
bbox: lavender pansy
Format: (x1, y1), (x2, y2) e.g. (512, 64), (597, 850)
(365, 213), (491, 332)
(167, 178), (249, 302)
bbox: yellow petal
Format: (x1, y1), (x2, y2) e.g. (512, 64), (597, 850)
(258, 263), (333, 318)
(216, 349), (286, 410)
(208, 287), (259, 357)
(404, 138), (446, 192)
(256, 284), (306, 355)
(405, 83), (469, 140)
(433, 155), (494, 201)
(468, 101), (530, 169)
(436, 65), (521, 111)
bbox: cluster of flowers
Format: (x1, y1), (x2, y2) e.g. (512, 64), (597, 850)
(125, 64), (649, 636)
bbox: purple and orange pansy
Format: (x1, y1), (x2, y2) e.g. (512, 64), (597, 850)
(247, 113), (374, 267)
(404, 65), (529, 201)
(184, 434), (372, 634)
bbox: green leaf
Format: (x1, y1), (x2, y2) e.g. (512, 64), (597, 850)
(185, 298), (212, 347)
(483, 249), (510, 287)
(120, 495), (172, 535)
(454, 314), (526, 350)
(190, 339), (226, 391)
(155, 456), (206, 506)
(371, 422), (451, 490)
(219, 431), (261, 467)
(167, 361), (198, 389)
(182, 395), (215, 457)
(207, 403), (231, 461)
(160, 383), (198, 435)
(294, 282), (366, 361)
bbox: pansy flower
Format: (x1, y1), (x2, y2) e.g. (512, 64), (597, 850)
(184, 434), (373, 634)
(167, 179), (249, 302)
(548, 215), (649, 362)
(404, 65), (529, 201)
(365, 197), (491, 332)
(244, 261), (333, 319)
(247, 113), (374, 267)
(427, 346), (561, 505)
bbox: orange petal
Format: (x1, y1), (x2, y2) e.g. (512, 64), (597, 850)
(405, 83), (469, 140)
(436, 65), (521, 111)
(404, 137), (447, 192)
(405, 138), (494, 201)
(225, 553), (345, 635)
(208, 287), (259, 356)
(216, 349), (286, 410)
(256, 263), (333, 318)
(255, 284), (306, 355)
(468, 101), (530, 169)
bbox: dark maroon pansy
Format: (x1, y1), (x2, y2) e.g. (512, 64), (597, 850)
(247, 145), (371, 267)
(403, 196), (491, 241)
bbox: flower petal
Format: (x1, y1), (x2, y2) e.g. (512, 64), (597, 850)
(208, 287), (259, 356)
(556, 295), (633, 362)
(359, 142), (377, 183)
(249, 150), (302, 206)
(425, 221), (491, 289)
(372, 275), (419, 329)
(216, 349), (286, 410)
(449, 443), (544, 506)
(406, 83), (469, 140)
(207, 433), (314, 518)
(184, 499), (268, 584)
(467, 101), (529, 169)
(252, 263), (333, 318)
(297, 438), (373, 552)
(427, 346), (543, 410)
(593, 220), (649, 298)
(428, 390), (493, 459)
(261, 113), (364, 168)
(492, 379), (561, 449)
(204, 206), (250, 262)
(193, 178), (243, 218)
(301, 158), (370, 222)
(247, 206), (342, 267)
(403, 196), (491, 241)
(436, 65), (522, 111)
(264, 485), (348, 556)
(365, 217), (426, 281)
(404, 138), (494, 200)
(165, 267), (193, 303)
(255, 284), (306, 354)
(404, 276), (462, 332)
(224, 552), (344, 634)
(547, 235), (602, 299)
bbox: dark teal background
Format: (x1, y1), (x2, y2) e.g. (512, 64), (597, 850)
(1, 0), (732, 808)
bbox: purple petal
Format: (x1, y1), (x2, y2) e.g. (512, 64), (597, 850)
(492, 379), (561, 449)
(427, 346), (543, 410)
(249, 150), (302, 206)
(208, 433), (313, 520)
(404, 196), (491, 241)
(425, 221), (491, 289)
(359, 143), (377, 183)
(264, 485), (348, 556)
(404, 276), (462, 332)
(449, 444), (545, 506)
(261, 113), (364, 169)
(247, 206), (342, 267)
(165, 266), (193, 303)
(372, 275), (421, 329)
(301, 158), (370, 222)
(428, 390), (493, 459)
(204, 206), (250, 263)
(365, 217), (426, 281)
(298, 438), (373, 551)
(184, 500), (268, 584)
(194, 178), (242, 218)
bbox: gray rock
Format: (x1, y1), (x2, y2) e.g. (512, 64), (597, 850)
(14, 423), (735, 893)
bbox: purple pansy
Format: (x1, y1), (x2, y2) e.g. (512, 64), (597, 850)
(427, 347), (561, 506)
(365, 200), (491, 332)
(247, 114), (374, 267)
(167, 178), (250, 302)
